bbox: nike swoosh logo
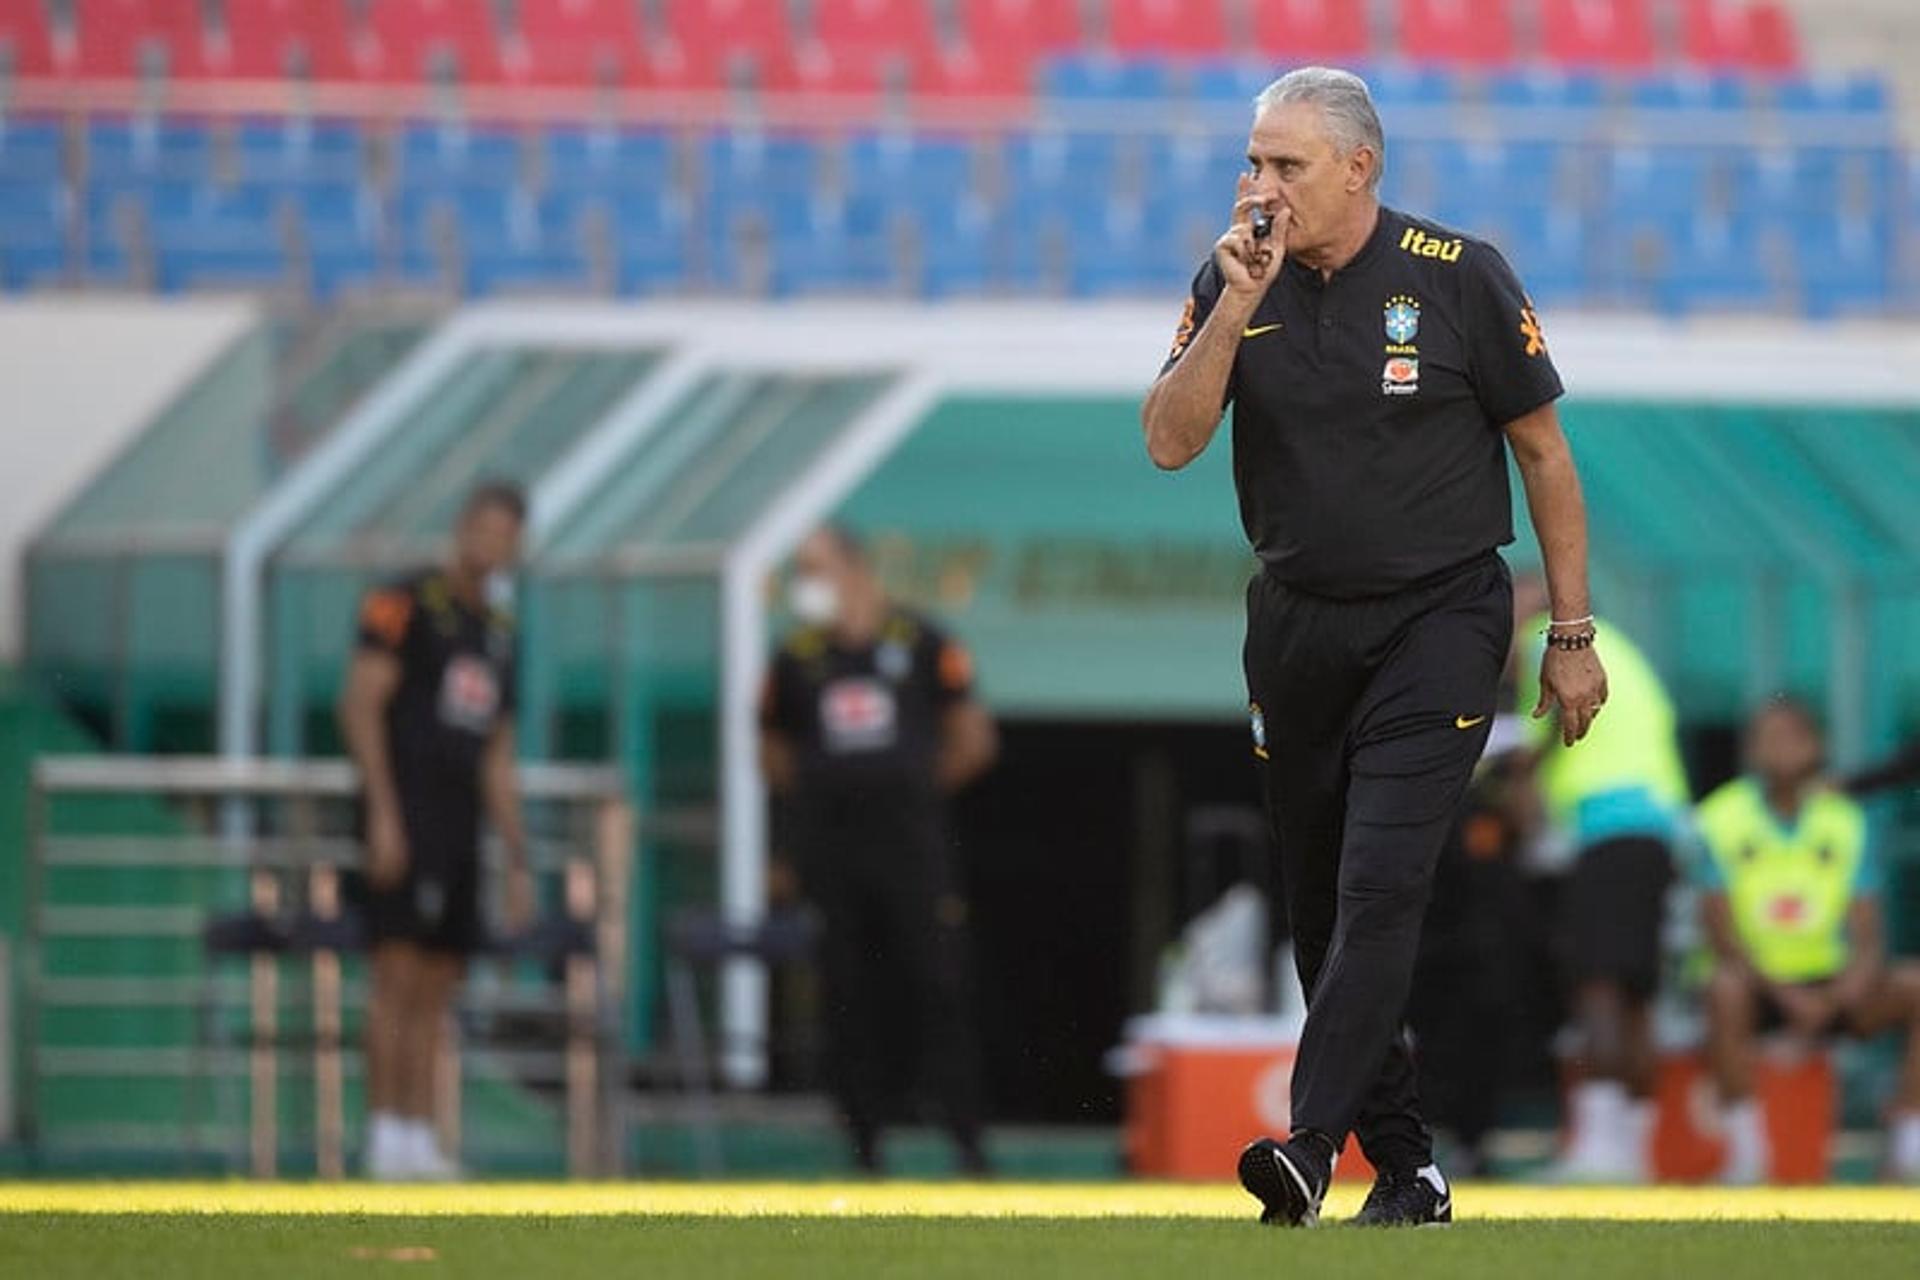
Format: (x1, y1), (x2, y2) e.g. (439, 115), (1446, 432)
(1242, 323), (1283, 338)
(1455, 715), (1488, 730)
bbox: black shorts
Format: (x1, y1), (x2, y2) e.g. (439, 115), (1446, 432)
(1754, 979), (1850, 1038)
(361, 799), (483, 955)
(1565, 835), (1673, 999)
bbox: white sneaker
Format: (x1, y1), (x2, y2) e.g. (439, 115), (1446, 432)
(1720, 1100), (1769, 1185)
(1887, 1112), (1920, 1183)
(1550, 1081), (1638, 1183)
(404, 1121), (463, 1182)
(364, 1113), (415, 1182)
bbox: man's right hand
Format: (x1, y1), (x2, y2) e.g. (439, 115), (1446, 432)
(1214, 174), (1288, 303)
(1770, 981), (1837, 1047)
(368, 804), (410, 890)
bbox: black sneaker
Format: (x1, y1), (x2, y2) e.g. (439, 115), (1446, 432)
(1351, 1166), (1453, 1227)
(1237, 1135), (1330, 1227)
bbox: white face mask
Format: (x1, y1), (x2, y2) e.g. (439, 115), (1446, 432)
(787, 574), (840, 626)
(485, 570), (516, 612)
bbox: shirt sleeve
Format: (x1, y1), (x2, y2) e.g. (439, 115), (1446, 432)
(1463, 242), (1565, 428)
(355, 583), (415, 656)
(1157, 258), (1233, 408)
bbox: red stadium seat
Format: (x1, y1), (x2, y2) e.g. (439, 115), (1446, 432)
(957, 0), (1079, 57)
(1397, 0), (1514, 66)
(1680, 0), (1801, 71)
(509, 0), (649, 85)
(1539, 0), (1655, 69)
(1109, 0), (1227, 55)
(810, 0), (939, 56)
(75, 0), (210, 78)
(913, 43), (1032, 97)
(662, 0), (793, 65)
(360, 0), (505, 83)
(0, 0), (60, 75)
(216, 0), (358, 80)
(1249, 0), (1369, 61)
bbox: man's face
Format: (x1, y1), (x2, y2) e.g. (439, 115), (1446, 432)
(1748, 706), (1823, 789)
(1246, 101), (1373, 260)
(789, 531), (863, 626)
(455, 503), (524, 578)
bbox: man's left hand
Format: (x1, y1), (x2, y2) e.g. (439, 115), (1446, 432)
(1534, 646), (1608, 747)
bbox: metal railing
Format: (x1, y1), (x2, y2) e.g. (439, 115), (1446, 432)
(22, 754), (632, 1178)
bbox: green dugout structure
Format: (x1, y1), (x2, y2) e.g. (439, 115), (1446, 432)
(19, 302), (1920, 1122)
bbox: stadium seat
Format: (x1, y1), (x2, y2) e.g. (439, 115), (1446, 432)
(1772, 74), (1890, 117)
(606, 189), (690, 294)
(660, 0), (794, 85)
(1538, 0), (1655, 69)
(1107, 0), (1228, 55)
(214, 0), (358, 80)
(842, 132), (974, 203)
(395, 123), (524, 185)
(1396, 0), (1515, 66)
(1797, 211), (1889, 316)
(75, 0), (209, 78)
(1249, 0), (1369, 60)
(543, 126), (674, 191)
(769, 198), (898, 296)
(1037, 55), (1173, 101)
(0, 177), (67, 288)
(1066, 197), (1188, 296)
(234, 117), (365, 182)
(1366, 64), (1461, 110)
(911, 42), (1032, 97)
(808, 0), (940, 57)
(958, 0), (1080, 56)
(85, 119), (215, 181)
(361, 0), (506, 83)
(1628, 71), (1748, 112)
(1680, 0), (1800, 72)
(1486, 67), (1607, 111)
(905, 195), (994, 296)
(510, 0), (649, 85)
(1661, 210), (1778, 314)
(0, 117), (63, 181)
(0, 0), (61, 76)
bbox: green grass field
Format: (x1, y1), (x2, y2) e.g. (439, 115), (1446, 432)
(3, 1184), (1918, 1279)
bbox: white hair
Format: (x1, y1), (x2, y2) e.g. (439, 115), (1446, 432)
(1253, 66), (1385, 191)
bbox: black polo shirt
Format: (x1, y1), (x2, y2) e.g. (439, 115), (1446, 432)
(1160, 205), (1564, 598)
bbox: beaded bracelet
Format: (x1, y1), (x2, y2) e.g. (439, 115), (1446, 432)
(1544, 629), (1597, 652)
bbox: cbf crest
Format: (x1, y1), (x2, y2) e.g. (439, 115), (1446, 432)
(1384, 295), (1421, 345)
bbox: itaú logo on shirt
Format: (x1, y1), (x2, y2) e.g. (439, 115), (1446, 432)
(820, 677), (899, 754)
(1382, 356), (1420, 396)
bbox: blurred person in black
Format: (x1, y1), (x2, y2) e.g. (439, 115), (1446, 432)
(1141, 66), (1605, 1226)
(760, 525), (999, 1175)
(337, 481), (533, 1180)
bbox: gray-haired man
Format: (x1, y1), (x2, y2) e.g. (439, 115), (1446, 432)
(1141, 66), (1607, 1226)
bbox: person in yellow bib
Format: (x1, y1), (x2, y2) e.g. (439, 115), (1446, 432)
(1697, 697), (1920, 1184)
(1513, 577), (1690, 1182)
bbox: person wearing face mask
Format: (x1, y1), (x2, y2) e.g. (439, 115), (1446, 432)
(337, 481), (534, 1180)
(1142, 67), (1602, 1227)
(759, 524), (999, 1175)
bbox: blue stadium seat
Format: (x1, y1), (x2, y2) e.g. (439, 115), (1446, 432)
(396, 123), (524, 185)
(1366, 64), (1462, 112)
(699, 132), (819, 234)
(906, 197), (994, 298)
(770, 202), (897, 297)
(235, 119), (365, 182)
(1003, 130), (1123, 225)
(1660, 212), (1778, 315)
(1773, 74), (1889, 117)
(1486, 69), (1606, 112)
(544, 126), (672, 190)
(1492, 205), (1588, 308)
(154, 237), (289, 293)
(1038, 55), (1175, 101)
(86, 119), (215, 181)
(0, 118), (63, 181)
(843, 133), (973, 201)
(1629, 73), (1748, 113)
(0, 178), (66, 289)
(1065, 197), (1187, 296)
(1180, 59), (1280, 105)
(1797, 214), (1892, 317)
(607, 191), (689, 295)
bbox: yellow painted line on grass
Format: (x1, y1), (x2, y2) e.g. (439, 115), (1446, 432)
(0, 1182), (1918, 1221)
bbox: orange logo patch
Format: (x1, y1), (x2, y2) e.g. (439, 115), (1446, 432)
(1519, 304), (1547, 357)
(1167, 296), (1197, 362)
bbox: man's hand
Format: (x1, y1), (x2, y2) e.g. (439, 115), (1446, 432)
(503, 862), (535, 936)
(1214, 174), (1288, 302)
(368, 804), (410, 890)
(1533, 645), (1608, 747)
